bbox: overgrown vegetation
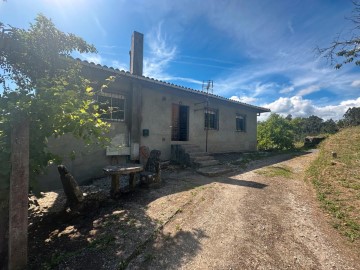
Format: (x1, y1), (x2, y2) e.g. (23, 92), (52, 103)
(257, 114), (295, 150)
(0, 14), (111, 266)
(306, 127), (360, 241)
(256, 165), (293, 178)
(0, 14), (110, 183)
(257, 109), (360, 151)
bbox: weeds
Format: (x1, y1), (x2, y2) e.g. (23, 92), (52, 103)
(256, 165), (293, 178)
(42, 250), (82, 269)
(306, 126), (360, 242)
(88, 234), (115, 250)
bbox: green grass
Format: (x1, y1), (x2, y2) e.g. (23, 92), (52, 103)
(306, 126), (360, 242)
(42, 250), (83, 269)
(88, 234), (116, 250)
(256, 165), (293, 178)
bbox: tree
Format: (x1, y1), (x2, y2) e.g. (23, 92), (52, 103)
(318, 1), (360, 69)
(343, 107), (360, 126)
(0, 15), (109, 267)
(290, 117), (305, 141)
(302, 115), (323, 135)
(257, 113), (295, 150)
(0, 15), (109, 179)
(321, 119), (339, 134)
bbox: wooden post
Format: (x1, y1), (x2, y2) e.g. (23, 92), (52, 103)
(110, 175), (120, 197)
(8, 119), (29, 270)
(129, 173), (136, 190)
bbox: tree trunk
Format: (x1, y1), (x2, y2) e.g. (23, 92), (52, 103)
(0, 190), (9, 270)
(8, 119), (29, 270)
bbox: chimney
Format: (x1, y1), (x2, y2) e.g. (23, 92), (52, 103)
(129, 31), (143, 76)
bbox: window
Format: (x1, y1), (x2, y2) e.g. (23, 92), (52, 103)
(205, 108), (219, 130)
(236, 114), (246, 132)
(97, 93), (125, 121)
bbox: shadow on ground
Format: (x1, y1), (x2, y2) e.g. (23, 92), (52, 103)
(28, 151), (310, 269)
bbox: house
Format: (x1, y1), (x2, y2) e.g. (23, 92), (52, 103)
(37, 31), (270, 191)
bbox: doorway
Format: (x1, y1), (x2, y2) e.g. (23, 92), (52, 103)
(171, 104), (189, 141)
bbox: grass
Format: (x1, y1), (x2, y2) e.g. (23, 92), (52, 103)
(88, 234), (116, 250)
(306, 126), (360, 242)
(256, 165), (293, 178)
(42, 250), (82, 269)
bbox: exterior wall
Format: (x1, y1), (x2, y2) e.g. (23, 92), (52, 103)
(36, 72), (133, 191)
(36, 68), (262, 191)
(139, 84), (258, 160)
(36, 122), (128, 191)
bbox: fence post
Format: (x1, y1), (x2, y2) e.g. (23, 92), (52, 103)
(8, 119), (29, 270)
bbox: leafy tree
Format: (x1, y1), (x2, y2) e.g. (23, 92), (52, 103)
(318, 1), (360, 69)
(321, 119), (339, 134)
(0, 14), (109, 182)
(336, 118), (347, 129)
(290, 117), (306, 141)
(0, 15), (109, 265)
(257, 113), (294, 150)
(343, 107), (360, 126)
(302, 115), (323, 135)
(285, 114), (293, 121)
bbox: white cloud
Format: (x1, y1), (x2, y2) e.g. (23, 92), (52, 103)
(297, 85), (321, 96)
(287, 21), (295, 34)
(351, 80), (360, 87)
(143, 22), (177, 79)
(80, 53), (102, 65)
(261, 96), (360, 121)
(94, 16), (106, 37)
(142, 22), (204, 87)
(230, 95), (258, 104)
(279, 86), (295, 94)
(111, 60), (128, 71)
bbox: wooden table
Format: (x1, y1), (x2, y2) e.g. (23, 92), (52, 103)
(103, 164), (143, 197)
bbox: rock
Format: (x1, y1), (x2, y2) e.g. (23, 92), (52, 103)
(304, 136), (326, 147)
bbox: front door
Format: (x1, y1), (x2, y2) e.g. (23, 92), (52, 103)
(171, 104), (189, 141)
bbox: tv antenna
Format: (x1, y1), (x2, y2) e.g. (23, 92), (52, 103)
(202, 80), (213, 94)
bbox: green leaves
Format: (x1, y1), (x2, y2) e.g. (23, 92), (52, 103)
(343, 107), (360, 127)
(0, 15), (109, 185)
(257, 113), (295, 151)
(318, 2), (360, 69)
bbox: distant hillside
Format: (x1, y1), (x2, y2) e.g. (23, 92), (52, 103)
(307, 126), (360, 242)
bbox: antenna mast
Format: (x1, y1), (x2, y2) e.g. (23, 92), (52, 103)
(202, 80), (213, 152)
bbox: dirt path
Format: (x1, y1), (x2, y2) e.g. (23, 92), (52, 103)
(128, 151), (360, 269)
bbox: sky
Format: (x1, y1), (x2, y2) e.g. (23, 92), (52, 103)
(1, 0), (360, 120)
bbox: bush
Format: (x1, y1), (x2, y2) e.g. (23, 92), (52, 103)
(257, 114), (294, 150)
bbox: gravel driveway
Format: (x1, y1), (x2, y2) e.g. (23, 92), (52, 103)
(127, 151), (360, 269)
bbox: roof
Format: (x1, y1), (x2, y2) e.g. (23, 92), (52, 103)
(76, 58), (270, 113)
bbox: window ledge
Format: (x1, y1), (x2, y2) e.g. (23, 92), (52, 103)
(102, 118), (125, 122)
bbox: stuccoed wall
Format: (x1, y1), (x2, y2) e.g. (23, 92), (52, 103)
(35, 68), (261, 191)
(36, 122), (128, 191)
(139, 83), (258, 160)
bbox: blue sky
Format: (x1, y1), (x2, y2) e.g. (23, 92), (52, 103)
(1, 0), (360, 120)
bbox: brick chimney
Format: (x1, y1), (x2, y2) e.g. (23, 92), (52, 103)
(129, 31), (143, 76)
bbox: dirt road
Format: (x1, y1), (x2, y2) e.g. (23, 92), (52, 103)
(128, 151), (360, 269)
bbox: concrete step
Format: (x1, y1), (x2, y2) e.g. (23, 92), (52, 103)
(191, 155), (214, 162)
(183, 147), (203, 153)
(181, 144), (200, 150)
(196, 165), (233, 177)
(188, 152), (209, 157)
(195, 159), (220, 168)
